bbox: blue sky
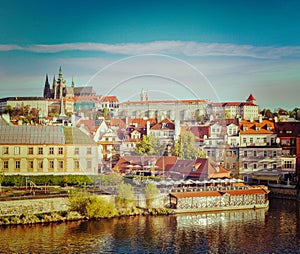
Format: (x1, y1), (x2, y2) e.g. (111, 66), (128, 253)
(0, 0), (300, 110)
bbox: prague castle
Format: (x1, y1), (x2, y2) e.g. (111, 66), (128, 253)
(43, 67), (96, 99)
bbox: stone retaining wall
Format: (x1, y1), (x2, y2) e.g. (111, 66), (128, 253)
(269, 187), (298, 199)
(0, 197), (69, 217)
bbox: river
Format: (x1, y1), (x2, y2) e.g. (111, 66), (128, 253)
(0, 198), (300, 253)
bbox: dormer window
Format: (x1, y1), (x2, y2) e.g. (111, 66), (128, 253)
(243, 126), (248, 131)
(256, 126), (260, 131)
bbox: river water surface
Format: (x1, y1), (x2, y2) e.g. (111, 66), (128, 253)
(0, 198), (300, 253)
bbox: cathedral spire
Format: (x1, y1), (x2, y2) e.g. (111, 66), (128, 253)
(43, 74), (51, 98)
(58, 66), (63, 82)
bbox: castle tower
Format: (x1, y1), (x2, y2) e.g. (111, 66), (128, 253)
(246, 94), (257, 105)
(43, 74), (51, 98)
(53, 75), (58, 99)
(145, 90), (149, 101)
(140, 89), (145, 101)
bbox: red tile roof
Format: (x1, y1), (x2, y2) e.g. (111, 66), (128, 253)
(151, 118), (175, 130)
(170, 191), (222, 198)
(247, 93), (256, 101)
(99, 96), (119, 103)
(128, 118), (157, 128)
(109, 118), (126, 129)
(181, 125), (210, 140)
(239, 119), (275, 134)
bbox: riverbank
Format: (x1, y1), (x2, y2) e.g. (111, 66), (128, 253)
(0, 206), (173, 226)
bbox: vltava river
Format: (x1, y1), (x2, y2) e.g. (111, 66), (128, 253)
(0, 198), (300, 253)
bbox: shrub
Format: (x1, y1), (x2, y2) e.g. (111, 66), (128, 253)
(145, 182), (159, 209)
(68, 189), (90, 215)
(86, 195), (117, 219)
(115, 183), (135, 209)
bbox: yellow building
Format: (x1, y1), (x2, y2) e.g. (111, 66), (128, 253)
(0, 123), (98, 175)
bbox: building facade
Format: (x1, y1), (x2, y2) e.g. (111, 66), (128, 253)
(0, 124), (98, 175)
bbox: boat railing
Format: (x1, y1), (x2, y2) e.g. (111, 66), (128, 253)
(169, 185), (247, 193)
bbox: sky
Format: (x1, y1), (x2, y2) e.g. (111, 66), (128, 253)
(0, 0), (300, 110)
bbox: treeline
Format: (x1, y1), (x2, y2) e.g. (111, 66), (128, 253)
(0, 174), (122, 187)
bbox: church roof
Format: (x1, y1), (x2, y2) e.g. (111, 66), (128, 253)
(73, 86), (96, 96)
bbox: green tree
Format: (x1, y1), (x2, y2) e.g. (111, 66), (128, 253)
(68, 189), (90, 215)
(135, 133), (164, 156)
(289, 107), (300, 120)
(4, 105), (12, 115)
(145, 182), (159, 209)
(115, 182), (135, 209)
(261, 108), (274, 119)
(86, 195), (117, 218)
(172, 131), (197, 159)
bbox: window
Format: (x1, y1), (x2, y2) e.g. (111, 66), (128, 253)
(244, 151), (247, 157)
(273, 164), (277, 169)
(243, 163), (248, 169)
(263, 138), (267, 143)
(87, 160), (92, 169)
(273, 151), (277, 157)
(253, 164), (257, 169)
(74, 147), (79, 155)
(250, 138), (253, 143)
(87, 147), (92, 155)
(49, 160), (54, 169)
(59, 161), (64, 169)
(284, 161), (292, 169)
(3, 147), (9, 155)
(38, 160), (43, 169)
(49, 147), (54, 155)
(58, 147), (63, 155)
(3, 161), (8, 169)
(264, 164), (267, 169)
(243, 138), (246, 143)
(15, 161), (20, 169)
(75, 161), (80, 169)
(263, 151), (267, 157)
(14, 147), (20, 155)
(253, 151), (257, 157)
(28, 161), (34, 169)
(28, 147), (33, 155)
(38, 147), (43, 155)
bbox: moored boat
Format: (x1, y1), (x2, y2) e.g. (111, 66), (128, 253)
(168, 185), (269, 213)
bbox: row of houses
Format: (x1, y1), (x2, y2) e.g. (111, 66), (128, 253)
(74, 111), (299, 184)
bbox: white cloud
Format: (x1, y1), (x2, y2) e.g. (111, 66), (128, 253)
(0, 41), (300, 59)
(0, 45), (23, 51)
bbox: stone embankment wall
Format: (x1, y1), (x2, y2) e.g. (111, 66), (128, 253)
(0, 197), (68, 217)
(268, 187), (298, 199)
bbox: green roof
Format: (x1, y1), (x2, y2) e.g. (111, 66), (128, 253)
(64, 127), (97, 145)
(0, 125), (96, 145)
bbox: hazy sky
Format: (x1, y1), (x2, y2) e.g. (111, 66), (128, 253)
(0, 0), (299, 110)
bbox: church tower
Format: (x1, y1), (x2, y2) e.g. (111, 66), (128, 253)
(43, 74), (51, 98)
(53, 75), (58, 99)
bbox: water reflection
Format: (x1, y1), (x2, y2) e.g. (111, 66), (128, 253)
(1, 199), (300, 253)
